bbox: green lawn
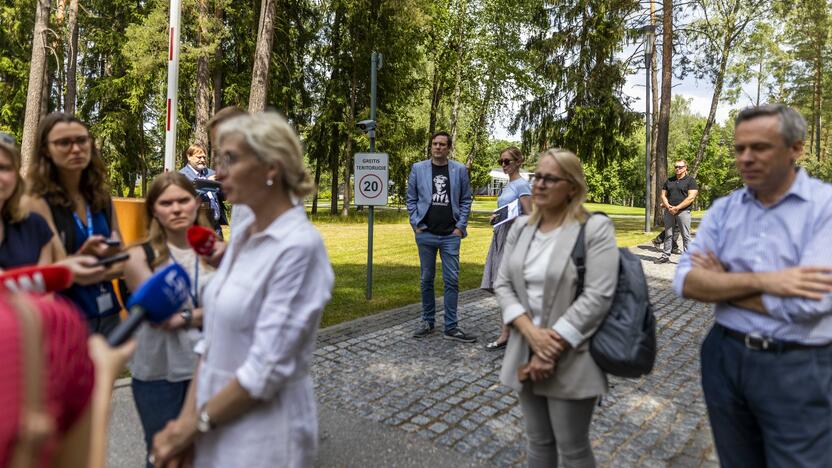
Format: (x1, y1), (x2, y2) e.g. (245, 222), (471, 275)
(472, 198), (706, 218)
(309, 206), (675, 327)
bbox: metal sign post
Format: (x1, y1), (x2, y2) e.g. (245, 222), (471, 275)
(163, 0), (182, 172)
(357, 52), (383, 300)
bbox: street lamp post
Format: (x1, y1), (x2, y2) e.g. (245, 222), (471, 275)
(642, 25), (656, 233)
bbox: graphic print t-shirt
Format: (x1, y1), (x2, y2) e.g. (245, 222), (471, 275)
(423, 163), (456, 235)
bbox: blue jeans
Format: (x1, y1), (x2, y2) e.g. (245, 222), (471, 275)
(701, 325), (832, 467)
(415, 231), (461, 331)
(132, 378), (191, 468)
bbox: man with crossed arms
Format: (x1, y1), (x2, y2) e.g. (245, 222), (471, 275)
(674, 104), (832, 466)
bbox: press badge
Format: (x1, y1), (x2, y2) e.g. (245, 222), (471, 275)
(96, 290), (114, 313)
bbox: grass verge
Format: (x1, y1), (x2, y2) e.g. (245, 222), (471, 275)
(311, 207), (681, 327)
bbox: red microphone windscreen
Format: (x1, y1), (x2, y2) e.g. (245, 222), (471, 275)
(0, 265), (74, 294)
(187, 226), (216, 256)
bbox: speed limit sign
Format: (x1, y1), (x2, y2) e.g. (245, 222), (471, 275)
(354, 153), (388, 206)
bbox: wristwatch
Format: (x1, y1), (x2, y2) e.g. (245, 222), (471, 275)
(197, 408), (214, 433)
(180, 308), (193, 328)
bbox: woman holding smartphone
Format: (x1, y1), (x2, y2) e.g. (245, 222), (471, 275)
(123, 172), (215, 467)
(25, 112), (124, 334)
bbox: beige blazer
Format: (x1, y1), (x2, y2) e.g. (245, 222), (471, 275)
(495, 214), (619, 399)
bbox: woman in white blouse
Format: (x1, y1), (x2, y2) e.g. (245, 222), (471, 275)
(152, 112), (334, 468)
(494, 149), (619, 467)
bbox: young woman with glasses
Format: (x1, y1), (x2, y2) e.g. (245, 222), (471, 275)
(24, 113), (124, 334)
(482, 147), (532, 351)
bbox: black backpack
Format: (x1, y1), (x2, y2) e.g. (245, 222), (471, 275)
(571, 213), (656, 378)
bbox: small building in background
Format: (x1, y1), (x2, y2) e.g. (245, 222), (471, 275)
(481, 169), (533, 196)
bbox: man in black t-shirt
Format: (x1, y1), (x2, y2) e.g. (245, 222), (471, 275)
(405, 131), (475, 343)
(657, 159), (699, 263)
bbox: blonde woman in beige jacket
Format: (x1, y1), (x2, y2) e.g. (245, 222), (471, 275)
(494, 148), (619, 468)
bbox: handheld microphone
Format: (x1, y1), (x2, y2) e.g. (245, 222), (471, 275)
(107, 263), (191, 346)
(187, 225), (216, 256)
(0, 265), (74, 294)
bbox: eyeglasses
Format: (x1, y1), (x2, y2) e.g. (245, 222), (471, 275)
(0, 132), (16, 146)
(49, 135), (90, 151)
(674, 165), (686, 169)
(498, 158), (515, 166)
(216, 151), (240, 168)
(532, 173), (570, 187)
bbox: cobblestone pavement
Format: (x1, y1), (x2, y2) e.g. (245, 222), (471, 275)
(312, 244), (718, 467)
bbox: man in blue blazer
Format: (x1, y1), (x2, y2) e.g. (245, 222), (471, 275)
(406, 131), (476, 342)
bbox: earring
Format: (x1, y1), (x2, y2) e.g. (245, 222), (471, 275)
(266, 178), (274, 187)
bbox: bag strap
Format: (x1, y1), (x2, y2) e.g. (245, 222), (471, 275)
(569, 212), (609, 300)
(141, 241), (156, 270)
(9, 295), (54, 468)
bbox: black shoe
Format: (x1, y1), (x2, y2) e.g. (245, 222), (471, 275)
(444, 328), (477, 343)
(651, 237), (662, 247)
(413, 321), (435, 338)
(671, 248), (682, 255)
(655, 257), (670, 264)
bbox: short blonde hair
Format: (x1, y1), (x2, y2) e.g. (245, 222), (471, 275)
(217, 112), (314, 198)
(528, 148), (588, 225)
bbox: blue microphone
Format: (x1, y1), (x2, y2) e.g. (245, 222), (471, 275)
(107, 263), (192, 346)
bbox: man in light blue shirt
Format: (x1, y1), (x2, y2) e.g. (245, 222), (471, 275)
(674, 104), (832, 467)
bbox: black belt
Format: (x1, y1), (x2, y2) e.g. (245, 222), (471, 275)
(717, 324), (828, 352)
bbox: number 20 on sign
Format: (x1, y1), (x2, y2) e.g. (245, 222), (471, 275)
(354, 153), (389, 206)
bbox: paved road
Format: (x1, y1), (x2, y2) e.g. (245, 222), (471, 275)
(109, 244), (717, 467)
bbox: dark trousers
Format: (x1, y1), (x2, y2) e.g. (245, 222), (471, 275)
(132, 378), (191, 468)
(700, 325), (832, 467)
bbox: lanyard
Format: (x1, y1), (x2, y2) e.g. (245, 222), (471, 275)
(72, 204), (94, 239)
(168, 249), (200, 307)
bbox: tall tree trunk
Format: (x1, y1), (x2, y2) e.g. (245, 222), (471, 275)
(448, 0), (467, 158)
(755, 60), (763, 107)
(311, 154), (321, 215)
(690, 38), (732, 177)
(342, 68), (357, 217)
(813, 52), (822, 159)
(248, 0), (276, 112)
(427, 61), (444, 157)
(41, 64), (51, 119)
(466, 81), (493, 170)
(22, 0), (52, 171)
(64, 0), (79, 114)
(212, 3), (224, 114)
(194, 0), (211, 147)
(653, 0), (672, 226)
(329, 130), (339, 215)
(449, 64), (462, 158)
(649, 26), (659, 213)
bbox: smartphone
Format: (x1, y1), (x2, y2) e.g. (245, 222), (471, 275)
(94, 252), (130, 267)
(103, 239), (122, 247)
